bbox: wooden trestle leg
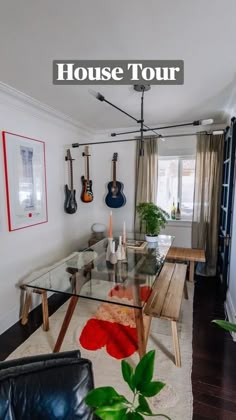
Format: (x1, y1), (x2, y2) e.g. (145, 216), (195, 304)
(53, 296), (79, 353)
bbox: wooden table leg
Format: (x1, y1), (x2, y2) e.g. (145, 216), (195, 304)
(53, 296), (78, 353)
(171, 320), (181, 367)
(189, 261), (195, 282)
(41, 291), (49, 331)
(132, 282), (146, 359)
(134, 308), (146, 359)
(21, 290), (32, 325)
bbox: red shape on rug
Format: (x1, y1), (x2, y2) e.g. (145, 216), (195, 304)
(79, 285), (152, 359)
(79, 318), (138, 359)
(109, 285), (152, 302)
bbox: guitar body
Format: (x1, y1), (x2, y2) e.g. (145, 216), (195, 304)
(105, 181), (126, 208)
(64, 184), (77, 214)
(81, 176), (93, 203)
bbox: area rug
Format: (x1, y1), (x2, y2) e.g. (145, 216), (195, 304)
(7, 283), (194, 420)
(80, 284), (152, 359)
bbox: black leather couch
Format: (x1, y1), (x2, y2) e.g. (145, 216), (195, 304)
(0, 350), (96, 419)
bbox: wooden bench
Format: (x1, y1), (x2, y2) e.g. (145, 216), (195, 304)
(144, 262), (188, 367)
(166, 247), (205, 282)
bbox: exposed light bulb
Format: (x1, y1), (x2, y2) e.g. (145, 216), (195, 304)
(212, 130), (224, 135)
(88, 89), (105, 101)
(201, 118), (214, 125)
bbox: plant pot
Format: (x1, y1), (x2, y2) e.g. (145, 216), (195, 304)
(145, 234), (158, 243)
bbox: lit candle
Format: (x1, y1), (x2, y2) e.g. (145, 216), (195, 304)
(108, 211), (113, 238)
(122, 221), (126, 244)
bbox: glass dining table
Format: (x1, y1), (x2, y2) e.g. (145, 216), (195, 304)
(25, 235), (173, 358)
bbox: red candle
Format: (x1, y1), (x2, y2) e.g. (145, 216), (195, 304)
(108, 211), (113, 238)
(122, 221), (126, 244)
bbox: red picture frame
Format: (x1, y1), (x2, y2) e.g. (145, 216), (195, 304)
(2, 131), (48, 231)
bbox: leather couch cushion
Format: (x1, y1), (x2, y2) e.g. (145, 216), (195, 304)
(0, 350), (81, 373)
(0, 352), (94, 420)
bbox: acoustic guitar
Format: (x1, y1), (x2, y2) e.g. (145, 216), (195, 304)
(105, 153), (126, 208)
(64, 149), (77, 214)
(81, 146), (93, 203)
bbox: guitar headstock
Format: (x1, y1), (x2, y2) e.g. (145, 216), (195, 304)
(112, 153), (118, 162)
(65, 149), (74, 161)
(83, 146), (91, 157)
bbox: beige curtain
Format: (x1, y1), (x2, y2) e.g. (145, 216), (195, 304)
(134, 137), (158, 232)
(192, 133), (224, 276)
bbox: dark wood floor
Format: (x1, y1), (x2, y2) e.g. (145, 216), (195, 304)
(192, 276), (236, 420)
(0, 276), (236, 419)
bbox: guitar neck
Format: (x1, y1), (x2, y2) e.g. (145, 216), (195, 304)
(70, 160), (74, 190)
(112, 161), (116, 187)
(86, 156), (90, 181)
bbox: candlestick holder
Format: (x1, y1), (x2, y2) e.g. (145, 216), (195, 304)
(106, 238), (113, 261)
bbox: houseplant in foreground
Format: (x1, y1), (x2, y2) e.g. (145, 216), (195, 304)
(136, 202), (169, 242)
(212, 319), (236, 333)
(85, 350), (171, 419)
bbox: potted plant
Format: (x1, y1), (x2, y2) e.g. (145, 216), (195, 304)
(85, 350), (171, 419)
(136, 202), (169, 243)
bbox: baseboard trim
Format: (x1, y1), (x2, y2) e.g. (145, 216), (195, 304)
(225, 291), (236, 341)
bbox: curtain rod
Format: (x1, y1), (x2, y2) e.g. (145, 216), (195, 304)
(71, 130), (223, 148)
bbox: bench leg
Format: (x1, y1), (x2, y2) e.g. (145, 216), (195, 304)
(21, 290), (32, 325)
(144, 314), (152, 347)
(171, 321), (181, 367)
(189, 261), (195, 282)
(41, 291), (49, 331)
(184, 281), (188, 300)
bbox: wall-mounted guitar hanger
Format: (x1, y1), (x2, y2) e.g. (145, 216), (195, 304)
(70, 84), (219, 153)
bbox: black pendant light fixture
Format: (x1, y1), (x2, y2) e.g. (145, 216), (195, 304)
(72, 85), (214, 151)
(92, 84), (213, 154)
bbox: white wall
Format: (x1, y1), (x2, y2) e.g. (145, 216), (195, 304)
(0, 88), (97, 334)
(160, 221), (192, 248)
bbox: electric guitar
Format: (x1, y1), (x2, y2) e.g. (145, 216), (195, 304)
(81, 146), (93, 203)
(105, 153), (126, 208)
(64, 149), (77, 214)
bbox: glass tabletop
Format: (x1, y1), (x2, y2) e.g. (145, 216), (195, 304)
(26, 235), (174, 309)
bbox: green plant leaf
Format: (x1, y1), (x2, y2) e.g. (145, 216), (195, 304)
(121, 360), (135, 391)
(125, 412), (144, 419)
(95, 405), (127, 420)
(133, 350), (155, 390)
(137, 394), (152, 414)
(85, 386), (127, 408)
(212, 320), (236, 333)
(140, 381), (165, 397)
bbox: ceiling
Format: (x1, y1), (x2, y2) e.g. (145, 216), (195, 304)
(0, 0), (236, 131)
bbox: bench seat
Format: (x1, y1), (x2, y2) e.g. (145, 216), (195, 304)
(166, 247), (205, 281)
(144, 262), (188, 367)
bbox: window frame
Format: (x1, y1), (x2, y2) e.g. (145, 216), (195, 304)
(157, 155), (196, 221)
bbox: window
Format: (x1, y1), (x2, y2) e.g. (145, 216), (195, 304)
(157, 157), (195, 220)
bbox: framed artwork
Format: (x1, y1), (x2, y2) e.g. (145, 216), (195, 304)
(2, 131), (48, 231)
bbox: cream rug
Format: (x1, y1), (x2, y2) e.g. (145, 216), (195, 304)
(7, 284), (194, 420)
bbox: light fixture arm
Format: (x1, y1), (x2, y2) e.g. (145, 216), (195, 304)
(91, 87), (214, 145)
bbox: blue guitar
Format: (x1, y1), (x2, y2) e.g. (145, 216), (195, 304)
(105, 153), (126, 208)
